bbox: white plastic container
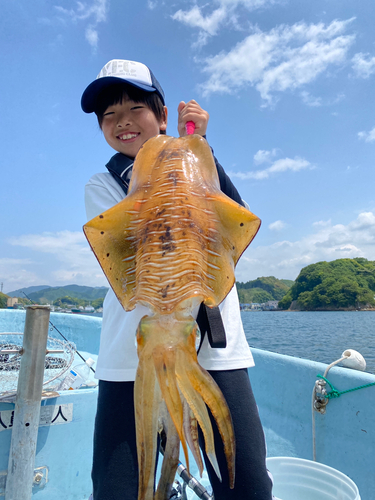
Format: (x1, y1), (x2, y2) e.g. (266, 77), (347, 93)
(266, 457), (360, 500)
(58, 357), (95, 391)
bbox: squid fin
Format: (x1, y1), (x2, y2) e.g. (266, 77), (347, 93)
(203, 196), (261, 308)
(83, 197), (140, 311)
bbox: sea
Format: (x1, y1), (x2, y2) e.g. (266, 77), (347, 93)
(83, 310), (375, 375)
(241, 311), (375, 375)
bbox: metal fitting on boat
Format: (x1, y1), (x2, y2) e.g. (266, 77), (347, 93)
(313, 379), (329, 414)
(32, 466), (49, 488)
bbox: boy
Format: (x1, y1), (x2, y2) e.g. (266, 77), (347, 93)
(82, 59), (273, 500)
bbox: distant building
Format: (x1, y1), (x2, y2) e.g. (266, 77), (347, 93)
(263, 300), (279, 310)
(240, 303), (251, 310)
(7, 297), (18, 308)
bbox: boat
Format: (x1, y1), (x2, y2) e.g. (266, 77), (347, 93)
(0, 308), (374, 499)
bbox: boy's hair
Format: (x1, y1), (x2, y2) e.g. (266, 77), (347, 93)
(95, 83), (166, 134)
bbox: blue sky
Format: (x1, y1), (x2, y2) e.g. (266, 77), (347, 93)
(1, 0), (375, 293)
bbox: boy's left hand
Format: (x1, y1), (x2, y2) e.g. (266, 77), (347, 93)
(177, 100), (209, 137)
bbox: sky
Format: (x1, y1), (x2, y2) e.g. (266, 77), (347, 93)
(1, 0), (375, 293)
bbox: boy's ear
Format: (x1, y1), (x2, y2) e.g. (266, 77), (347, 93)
(160, 106), (168, 132)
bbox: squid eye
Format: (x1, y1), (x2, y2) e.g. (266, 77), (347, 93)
(195, 325), (201, 351)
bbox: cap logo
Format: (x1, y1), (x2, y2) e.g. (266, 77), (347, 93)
(97, 59), (152, 87)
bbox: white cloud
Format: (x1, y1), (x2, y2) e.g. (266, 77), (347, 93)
(253, 149), (278, 164)
(352, 52), (375, 79)
(55, 0), (108, 48)
(4, 213), (375, 292)
(313, 219), (332, 227)
(55, 0), (107, 23)
(85, 25), (99, 47)
(172, 6), (227, 37)
(358, 127), (375, 143)
(171, 0), (272, 46)
(4, 231), (107, 292)
(269, 220), (286, 231)
(235, 211), (375, 281)
(230, 156), (311, 180)
(199, 19), (355, 103)
(0, 258), (40, 294)
(300, 91), (322, 107)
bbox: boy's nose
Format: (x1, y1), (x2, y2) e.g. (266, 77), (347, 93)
(117, 113), (131, 127)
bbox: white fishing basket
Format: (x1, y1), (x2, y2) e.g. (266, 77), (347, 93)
(0, 332), (76, 399)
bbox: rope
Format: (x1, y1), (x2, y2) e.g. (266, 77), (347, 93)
(317, 374), (375, 399)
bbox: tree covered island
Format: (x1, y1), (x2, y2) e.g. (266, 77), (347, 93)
(279, 258), (375, 311)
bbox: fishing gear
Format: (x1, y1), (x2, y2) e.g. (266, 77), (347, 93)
(22, 291), (95, 374)
(159, 430), (213, 500)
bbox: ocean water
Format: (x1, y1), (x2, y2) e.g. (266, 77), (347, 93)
(241, 311), (375, 375)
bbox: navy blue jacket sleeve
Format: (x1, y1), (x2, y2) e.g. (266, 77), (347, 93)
(213, 156), (245, 208)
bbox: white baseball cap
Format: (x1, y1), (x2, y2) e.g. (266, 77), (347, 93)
(81, 59), (165, 113)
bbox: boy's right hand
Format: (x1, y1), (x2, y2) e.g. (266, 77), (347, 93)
(177, 100), (209, 137)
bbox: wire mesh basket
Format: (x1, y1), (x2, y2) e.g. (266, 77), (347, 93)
(0, 332), (76, 399)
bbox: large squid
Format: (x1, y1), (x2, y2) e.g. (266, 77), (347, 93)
(83, 135), (261, 500)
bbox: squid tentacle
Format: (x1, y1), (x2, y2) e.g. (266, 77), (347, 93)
(178, 348), (236, 488)
(182, 399), (204, 478)
(153, 346), (190, 472)
(155, 411), (180, 500)
(135, 354), (161, 500)
(176, 357), (221, 481)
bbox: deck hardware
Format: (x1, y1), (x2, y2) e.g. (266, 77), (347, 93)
(312, 353), (350, 461)
(312, 349), (367, 463)
(313, 379), (329, 414)
(32, 466), (48, 488)
(0, 467), (48, 496)
(33, 473), (42, 484)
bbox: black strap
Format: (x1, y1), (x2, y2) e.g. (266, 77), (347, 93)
(196, 303), (227, 353)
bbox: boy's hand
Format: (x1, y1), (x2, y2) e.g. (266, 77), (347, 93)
(178, 100), (209, 137)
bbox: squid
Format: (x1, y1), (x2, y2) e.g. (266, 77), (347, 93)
(83, 134), (261, 499)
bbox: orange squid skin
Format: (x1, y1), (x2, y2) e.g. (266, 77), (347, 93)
(83, 134), (261, 500)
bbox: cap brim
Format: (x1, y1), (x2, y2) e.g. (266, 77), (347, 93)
(81, 76), (157, 113)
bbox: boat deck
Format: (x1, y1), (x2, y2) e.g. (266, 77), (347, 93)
(0, 310), (374, 499)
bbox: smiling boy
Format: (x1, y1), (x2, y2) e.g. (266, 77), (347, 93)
(82, 59), (273, 500)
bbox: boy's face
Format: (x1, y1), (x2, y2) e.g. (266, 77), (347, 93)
(101, 97), (168, 158)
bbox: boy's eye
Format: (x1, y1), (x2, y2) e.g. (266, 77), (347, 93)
(103, 111), (114, 117)
(131, 106), (144, 110)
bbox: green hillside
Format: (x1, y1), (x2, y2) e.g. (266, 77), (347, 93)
(7, 285), (51, 298)
(236, 276), (293, 303)
(27, 285), (109, 304)
(0, 292), (8, 308)
(278, 258), (375, 310)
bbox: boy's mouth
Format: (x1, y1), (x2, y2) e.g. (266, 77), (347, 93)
(118, 132), (139, 141)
